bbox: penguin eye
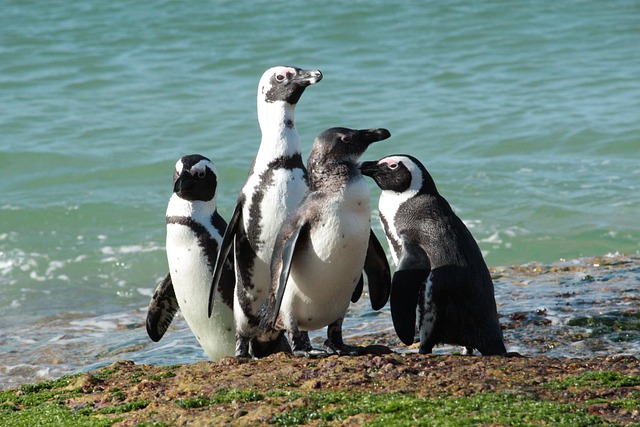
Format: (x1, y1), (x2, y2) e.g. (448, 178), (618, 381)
(388, 162), (399, 170)
(340, 135), (352, 143)
(197, 170), (206, 178)
(275, 73), (286, 82)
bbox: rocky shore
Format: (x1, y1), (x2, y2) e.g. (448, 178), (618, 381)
(2, 349), (639, 426)
(2, 253), (638, 426)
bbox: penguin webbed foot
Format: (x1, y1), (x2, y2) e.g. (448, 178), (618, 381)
(288, 330), (328, 358)
(324, 317), (362, 356)
(235, 336), (252, 358)
(293, 348), (330, 358)
(461, 346), (475, 356)
(418, 341), (433, 354)
(323, 339), (363, 356)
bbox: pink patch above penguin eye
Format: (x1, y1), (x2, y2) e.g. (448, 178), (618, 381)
(379, 158), (399, 169)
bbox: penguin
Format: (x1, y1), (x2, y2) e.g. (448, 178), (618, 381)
(262, 127), (392, 357)
(359, 155), (506, 356)
(146, 154), (236, 361)
(208, 66), (322, 358)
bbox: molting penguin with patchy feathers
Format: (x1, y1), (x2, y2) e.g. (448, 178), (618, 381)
(209, 66), (322, 358)
(146, 154), (236, 361)
(262, 127), (392, 357)
(360, 155), (507, 356)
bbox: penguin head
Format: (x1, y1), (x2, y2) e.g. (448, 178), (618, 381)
(309, 127), (392, 167)
(258, 66), (323, 106)
(173, 154), (218, 202)
(360, 155), (438, 195)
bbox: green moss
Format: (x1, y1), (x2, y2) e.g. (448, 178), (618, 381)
(216, 389), (264, 403)
(93, 369), (118, 380)
(268, 391), (608, 427)
(17, 374), (81, 393)
(0, 379), (82, 408)
(128, 370), (146, 384)
(174, 396), (211, 410)
(108, 388), (126, 402)
(147, 371), (176, 381)
(174, 388), (266, 409)
(612, 396), (640, 410)
(547, 371), (640, 390)
(0, 402), (118, 427)
(95, 399), (150, 415)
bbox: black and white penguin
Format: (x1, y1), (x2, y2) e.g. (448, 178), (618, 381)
(146, 154), (236, 361)
(263, 127), (392, 357)
(209, 66), (322, 357)
(360, 155), (506, 356)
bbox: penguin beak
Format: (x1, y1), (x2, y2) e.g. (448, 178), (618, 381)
(292, 68), (323, 87)
(173, 172), (194, 195)
(359, 160), (380, 177)
(357, 128), (391, 147)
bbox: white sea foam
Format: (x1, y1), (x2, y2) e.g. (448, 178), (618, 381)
(137, 287), (154, 297)
(462, 218), (481, 229)
(100, 243), (163, 256)
(481, 232), (502, 245)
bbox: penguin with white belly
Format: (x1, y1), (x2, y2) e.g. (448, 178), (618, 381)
(146, 154), (236, 361)
(360, 155), (507, 356)
(208, 66), (322, 358)
(263, 127), (392, 357)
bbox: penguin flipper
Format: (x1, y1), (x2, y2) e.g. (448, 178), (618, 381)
(363, 229), (391, 310)
(146, 273), (178, 342)
(270, 221), (306, 328)
(209, 202), (242, 317)
(351, 275), (364, 303)
(390, 240), (431, 346)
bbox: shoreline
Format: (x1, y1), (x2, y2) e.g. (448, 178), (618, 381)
(1, 352), (638, 426)
(1, 253), (638, 425)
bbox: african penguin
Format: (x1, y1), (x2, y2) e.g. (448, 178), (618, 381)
(360, 155), (507, 356)
(262, 127), (391, 357)
(146, 154), (236, 361)
(209, 66), (322, 358)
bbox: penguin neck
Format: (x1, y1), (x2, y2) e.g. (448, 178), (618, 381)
(166, 194), (217, 225)
(308, 160), (354, 192)
(256, 100), (300, 166)
(378, 188), (419, 220)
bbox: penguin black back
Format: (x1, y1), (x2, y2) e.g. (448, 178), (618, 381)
(361, 155), (506, 356)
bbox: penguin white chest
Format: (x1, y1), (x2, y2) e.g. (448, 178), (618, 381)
(313, 182), (371, 260)
(165, 223), (235, 360)
(242, 167), (307, 258)
(378, 190), (415, 266)
(166, 225), (212, 297)
(287, 181), (371, 330)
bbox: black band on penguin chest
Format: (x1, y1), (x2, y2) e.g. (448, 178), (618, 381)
(246, 154), (306, 250)
(166, 215), (220, 273)
(380, 213), (402, 257)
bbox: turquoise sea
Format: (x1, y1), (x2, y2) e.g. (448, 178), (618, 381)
(1, 1), (639, 388)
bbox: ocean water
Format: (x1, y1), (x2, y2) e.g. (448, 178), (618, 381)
(1, 1), (639, 388)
